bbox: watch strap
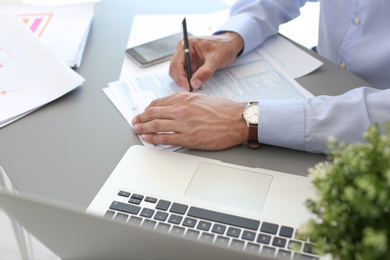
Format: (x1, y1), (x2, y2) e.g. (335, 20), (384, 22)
(248, 123), (260, 149)
(245, 102), (260, 149)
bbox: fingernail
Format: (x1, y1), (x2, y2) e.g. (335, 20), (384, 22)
(131, 117), (137, 126)
(132, 124), (138, 133)
(191, 79), (203, 89)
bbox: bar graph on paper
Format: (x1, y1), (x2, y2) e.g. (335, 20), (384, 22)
(19, 13), (53, 37)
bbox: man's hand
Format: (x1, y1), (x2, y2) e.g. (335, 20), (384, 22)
(132, 92), (248, 150)
(169, 32), (244, 91)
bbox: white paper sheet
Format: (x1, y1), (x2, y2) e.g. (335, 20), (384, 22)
(1, 2), (94, 67)
(0, 14), (84, 127)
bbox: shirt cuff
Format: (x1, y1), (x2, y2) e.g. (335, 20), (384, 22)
(259, 99), (305, 151)
(215, 14), (265, 56)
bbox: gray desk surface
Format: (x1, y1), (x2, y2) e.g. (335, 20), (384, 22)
(0, 0), (370, 208)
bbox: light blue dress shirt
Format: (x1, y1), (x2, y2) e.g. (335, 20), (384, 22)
(218, 0), (390, 153)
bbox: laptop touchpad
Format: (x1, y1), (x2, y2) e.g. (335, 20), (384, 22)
(184, 162), (272, 212)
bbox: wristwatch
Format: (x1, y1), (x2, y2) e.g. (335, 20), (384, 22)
(242, 102), (260, 149)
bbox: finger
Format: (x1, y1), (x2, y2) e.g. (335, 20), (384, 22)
(135, 106), (175, 124)
(140, 132), (187, 147)
(133, 118), (183, 135)
(169, 45), (191, 91)
(190, 59), (219, 89)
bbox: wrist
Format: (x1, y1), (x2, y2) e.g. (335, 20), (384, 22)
(218, 32), (244, 57)
(238, 102), (249, 142)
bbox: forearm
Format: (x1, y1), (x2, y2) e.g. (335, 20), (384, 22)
(259, 87), (390, 153)
(216, 0), (308, 55)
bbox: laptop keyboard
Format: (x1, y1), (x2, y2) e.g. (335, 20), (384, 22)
(104, 190), (319, 260)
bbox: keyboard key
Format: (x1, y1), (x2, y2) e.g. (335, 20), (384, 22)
(131, 194), (144, 200)
(140, 208), (155, 218)
(230, 239), (245, 250)
(183, 217), (197, 228)
(245, 243), (260, 254)
(113, 212), (128, 222)
(272, 237), (287, 248)
(185, 229), (200, 240)
(242, 230), (256, 241)
(212, 224), (226, 234)
(288, 240), (303, 251)
(118, 190), (130, 197)
(128, 198), (142, 205)
(214, 236), (229, 247)
(227, 227), (241, 238)
(128, 216), (142, 226)
(154, 211), (169, 221)
(170, 202), (188, 215)
(261, 246), (276, 258)
(280, 226), (294, 238)
(142, 219), (156, 229)
(277, 249), (292, 259)
(168, 214), (183, 225)
(197, 221), (212, 231)
(145, 196), (157, 203)
(104, 210), (115, 219)
(293, 253), (319, 260)
(170, 226), (185, 237)
(200, 233), (215, 243)
(188, 206), (259, 230)
(156, 223), (171, 233)
(257, 233), (271, 244)
(261, 222), (279, 234)
(156, 199), (171, 211)
(303, 243), (318, 255)
(110, 201), (141, 215)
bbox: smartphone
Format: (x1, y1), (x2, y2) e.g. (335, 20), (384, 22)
(125, 32), (184, 67)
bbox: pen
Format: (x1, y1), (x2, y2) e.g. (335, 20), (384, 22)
(182, 17), (193, 92)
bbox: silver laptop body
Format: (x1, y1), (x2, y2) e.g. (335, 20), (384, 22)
(0, 145), (319, 259)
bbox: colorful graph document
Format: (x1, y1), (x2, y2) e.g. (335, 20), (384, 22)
(2, 2), (94, 67)
(0, 14), (84, 127)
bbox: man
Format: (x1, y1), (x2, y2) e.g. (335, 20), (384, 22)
(132, 0), (390, 153)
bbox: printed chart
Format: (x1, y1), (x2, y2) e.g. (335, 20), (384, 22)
(19, 13), (53, 37)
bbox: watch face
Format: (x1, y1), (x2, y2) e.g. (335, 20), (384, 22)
(243, 104), (258, 124)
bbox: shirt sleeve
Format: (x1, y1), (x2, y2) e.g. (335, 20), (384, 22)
(216, 0), (310, 55)
(259, 87), (390, 153)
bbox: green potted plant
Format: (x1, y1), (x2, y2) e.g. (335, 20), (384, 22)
(298, 122), (390, 259)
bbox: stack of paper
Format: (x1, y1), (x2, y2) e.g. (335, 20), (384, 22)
(0, 14), (84, 127)
(1, 2), (94, 68)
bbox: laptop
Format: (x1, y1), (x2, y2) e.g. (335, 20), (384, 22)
(0, 145), (319, 259)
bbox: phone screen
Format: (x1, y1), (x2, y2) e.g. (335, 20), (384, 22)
(126, 32), (183, 67)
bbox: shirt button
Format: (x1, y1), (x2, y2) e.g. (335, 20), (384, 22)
(340, 63), (347, 70)
(354, 17), (361, 24)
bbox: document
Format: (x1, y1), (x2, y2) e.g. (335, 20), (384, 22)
(106, 11), (321, 150)
(0, 14), (84, 127)
(1, 2), (94, 68)
(104, 45), (313, 150)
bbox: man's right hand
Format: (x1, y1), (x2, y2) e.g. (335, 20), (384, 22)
(169, 32), (244, 91)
